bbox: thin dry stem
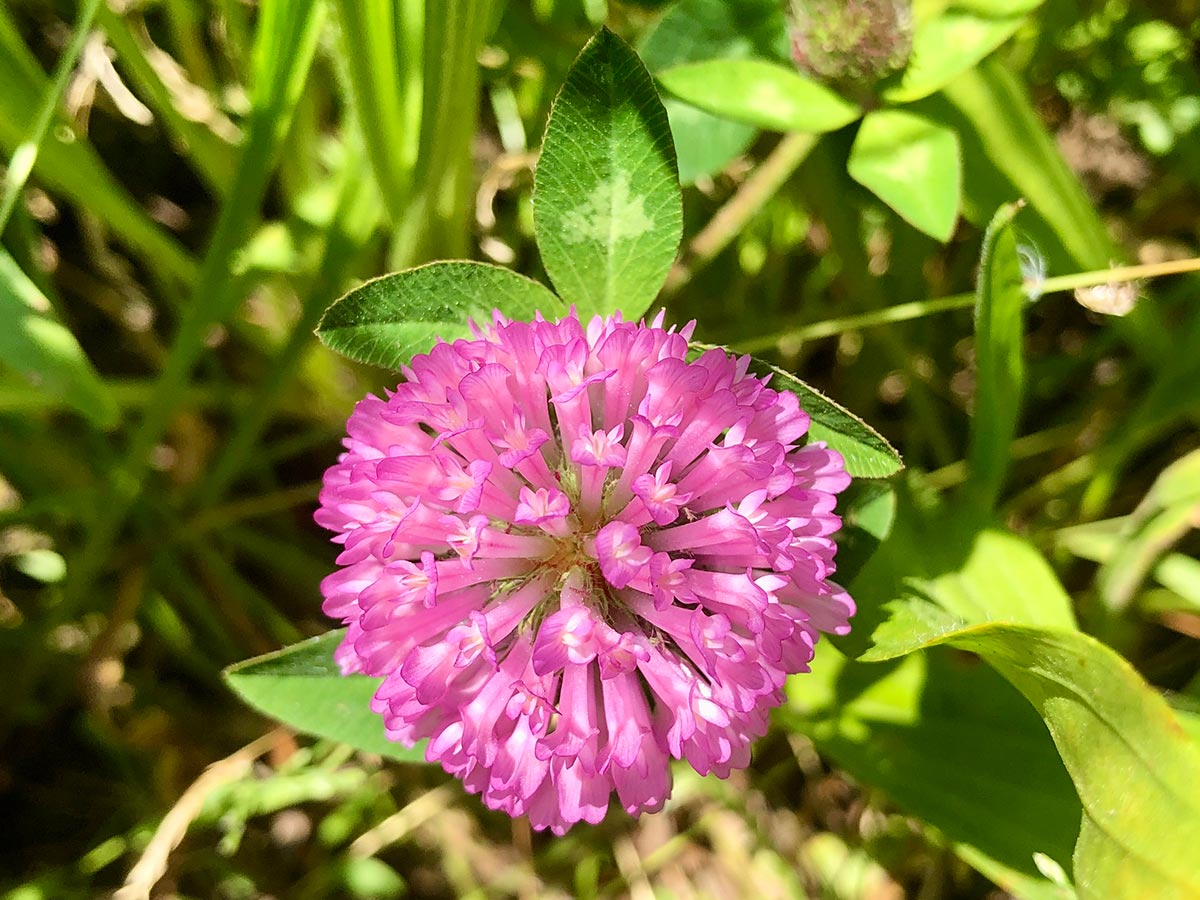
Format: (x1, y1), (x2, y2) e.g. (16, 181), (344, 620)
(114, 729), (282, 900)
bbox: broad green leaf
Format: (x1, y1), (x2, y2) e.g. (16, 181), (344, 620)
(534, 28), (683, 318)
(656, 59), (861, 134)
(637, 0), (789, 66)
(847, 109), (962, 241)
(637, 0), (789, 184)
(318, 261), (565, 370)
(967, 203), (1025, 510)
(861, 611), (1200, 900)
(881, 1), (1045, 103)
(659, 104), (758, 186)
(788, 643), (1079, 900)
(224, 631), (428, 764)
(842, 482), (1076, 662)
(0, 248), (118, 429)
(833, 480), (898, 584)
(742, 355), (903, 479)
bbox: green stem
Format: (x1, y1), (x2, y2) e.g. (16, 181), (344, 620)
(735, 256), (1200, 355)
(924, 422), (1081, 491)
(194, 143), (381, 505)
(0, 0), (104, 237)
(184, 482), (322, 537)
(664, 133), (817, 297)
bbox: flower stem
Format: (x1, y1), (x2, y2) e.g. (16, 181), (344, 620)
(734, 256), (1200, 355)
(664, 133), (818, 297)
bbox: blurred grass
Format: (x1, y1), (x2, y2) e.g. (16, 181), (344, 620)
(1, 0), (1199, 898)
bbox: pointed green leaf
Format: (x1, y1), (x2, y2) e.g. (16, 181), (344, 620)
(317, 262), (566, 370)
(534, 28), (683, 318)
(656, 59), (861, 134)
(848, 109), (961, 241)
(744, 355), (903, 478)
(0, 249), (118, 429)
(880, 1), (1046, 104)
(224, 631), (428, 764)
(968, 202), (1026, 510)
(860, 612), (1200, 900)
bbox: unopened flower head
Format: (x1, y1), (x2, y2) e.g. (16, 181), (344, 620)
(317, 310), (853, 833)
(789, 0), (912, 91)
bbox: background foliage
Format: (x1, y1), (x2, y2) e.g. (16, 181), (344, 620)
(1, 0), (1199, 898)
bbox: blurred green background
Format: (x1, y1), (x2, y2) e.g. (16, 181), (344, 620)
(1, 0), (1199, 897)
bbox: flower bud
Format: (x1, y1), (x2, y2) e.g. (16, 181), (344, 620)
(789, 0), (913, 94)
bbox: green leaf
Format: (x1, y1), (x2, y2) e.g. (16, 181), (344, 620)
(842, 482), (1076, 661)
(637, 0), (789, 68)
(861, 613), (1200, 900)
(833, 480), (898, 584)
(534, 28), (683, 318)
(0, 248), (118, 429)
(224, 631), (428, 764)
(920, 57), (1112, 273)
(967, 202), (1026, 510)
(788, 643), (1080, 900)
(662, 104), (758, 187)
(742, 355), (903, 479)
(656, 59), (861, 134)
(1094, 449), (1200, 614)
(880, 0), (1045, 104)
(637, 0), (789, 184)
(317, 261), (566, 370)
(847, 109), (962, 241)
(1058, 518), (1200, 615)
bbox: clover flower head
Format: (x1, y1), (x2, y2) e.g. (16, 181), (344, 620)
(316, 310), (854, 833)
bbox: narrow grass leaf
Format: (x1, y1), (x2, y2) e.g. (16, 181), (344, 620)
(1097, 448), (1200, 613)
(98, 4), (238, 194)
(968, 202), (1025, 510)
(333, 0), (416, 225)
(0, 248), (118, 429)
(848, 109), (961, 241)
(534, 27), (683, 318)
(656, 59), (861, 134)
(0, 7), (196, 283)
(1059, 518), (1200, 614)
(318, 262), (566, 370)
(70, 0), (325, 604)
(861, 612), (1200, 900)
(224, 631), (428, 764)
